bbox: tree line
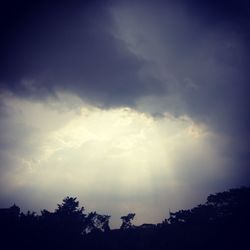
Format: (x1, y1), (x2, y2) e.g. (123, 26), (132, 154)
(0, 186), (249, 250)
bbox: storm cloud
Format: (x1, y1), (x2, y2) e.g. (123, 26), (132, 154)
(0, 0), (249, 227)
(1, 0), (249, 129)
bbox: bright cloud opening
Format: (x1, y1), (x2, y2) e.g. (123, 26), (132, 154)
(0, 92), (232, 227)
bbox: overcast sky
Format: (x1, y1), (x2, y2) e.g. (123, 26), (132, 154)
(0, 0), (249, 228)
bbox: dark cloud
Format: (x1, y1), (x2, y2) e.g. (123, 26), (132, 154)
(0, 0), (249, 107)
(184, 0), (250, 27)
(0, 0), (249, 184)
(0, 0), (164, 106)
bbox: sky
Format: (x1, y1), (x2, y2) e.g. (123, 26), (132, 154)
(0, 0), (249, 228)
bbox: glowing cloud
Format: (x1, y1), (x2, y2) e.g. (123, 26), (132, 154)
(0, 92), (233, 227)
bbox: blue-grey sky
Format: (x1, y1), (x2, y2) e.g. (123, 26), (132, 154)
(0, 0), (249, 228)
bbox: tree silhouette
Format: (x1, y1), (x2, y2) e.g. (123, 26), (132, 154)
(53, 197), (86, 237)
(85, 212), (111, 233)
(1, 187), (249, 250)
(120, 213), (136, 230)
(55, 197), (84, 215)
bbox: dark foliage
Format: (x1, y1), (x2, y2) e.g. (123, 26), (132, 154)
(120, 213), (136, 230)
(0, 187), (249, 250)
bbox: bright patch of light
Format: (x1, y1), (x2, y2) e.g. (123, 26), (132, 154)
(0, 92), (230, 227)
